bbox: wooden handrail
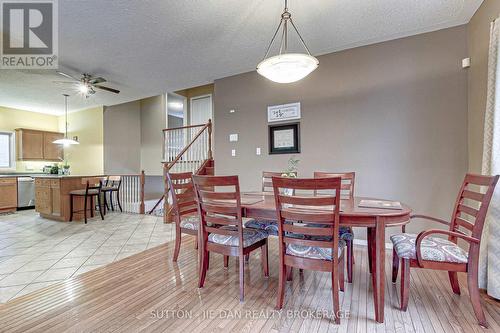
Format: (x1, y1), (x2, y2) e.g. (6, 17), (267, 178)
(163, 121), (211, 169)
(162, 123), (206, 132)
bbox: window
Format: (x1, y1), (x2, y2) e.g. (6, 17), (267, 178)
(0, 132), (15, 169)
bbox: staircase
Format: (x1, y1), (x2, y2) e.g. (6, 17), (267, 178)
(160, 120), (213, 222)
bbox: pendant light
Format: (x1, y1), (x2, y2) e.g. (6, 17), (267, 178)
(257, 0), (319, 83)
(53, 94), (79, 146)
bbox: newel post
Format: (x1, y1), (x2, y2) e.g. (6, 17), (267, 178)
(208, 119), (213, 160)
(139, 170), (145, 214)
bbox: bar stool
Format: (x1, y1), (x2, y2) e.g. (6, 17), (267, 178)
(102, 175), (122, 212)
(69, 177), (104, 224)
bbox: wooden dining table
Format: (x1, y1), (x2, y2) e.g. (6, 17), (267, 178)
(240, 192), (412, 323)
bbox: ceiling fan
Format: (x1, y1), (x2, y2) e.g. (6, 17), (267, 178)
(54, 72), (120, 98)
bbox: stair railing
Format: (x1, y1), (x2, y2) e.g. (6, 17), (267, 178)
(151, 120), (212, 218)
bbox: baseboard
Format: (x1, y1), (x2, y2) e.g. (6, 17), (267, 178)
(353, 239), (393, 250)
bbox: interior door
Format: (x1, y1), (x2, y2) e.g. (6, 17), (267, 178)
(190, 95), (212, 126)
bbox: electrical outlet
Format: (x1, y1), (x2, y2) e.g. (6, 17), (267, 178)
(256, 147), (261, 155)
(231, 149), (236, 157)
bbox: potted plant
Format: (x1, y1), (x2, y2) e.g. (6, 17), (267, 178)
(281, 156), (299, 195)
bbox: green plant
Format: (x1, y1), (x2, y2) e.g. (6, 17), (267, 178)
(282, 155), (299, 178)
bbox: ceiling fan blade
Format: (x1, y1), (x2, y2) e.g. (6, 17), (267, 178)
(52, 81), (79, 85)
(57, 71), (79, 81)
(94, 85), (120, 94)
(89, 77), (106, 84)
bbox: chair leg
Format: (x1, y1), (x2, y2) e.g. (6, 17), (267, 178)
(69, 195), (74, 222)
(245, 254), (250, 262)
(194, 237), (198, 250)
(239, 254), (245, 302)
(332, 266), (340, 324)
(83, 195), (88, 224)
(104, 192), (109, 213)
(97, 194), (104, 220)
(224, 255), (229, 268)
(468, 266), (488, 327)
(339, 252), (345, 292)
(116, 190), (123, 212)
(198, 248), (208, 288)
(90, 196), (94, 218)
(400, 258), (410, 311)
(347, 239), (353, 283)
(286, 267), (293, 281)
(172, 228), (181, 262)
(206, 251), (210, 270)
(367, 228), (373, 274)
(276, 261), (286, 310)
(261, 240), (269, 277)
(110, 192), (115, 211)
(392, 249), (399, 283)
(448, 271), (461, 295)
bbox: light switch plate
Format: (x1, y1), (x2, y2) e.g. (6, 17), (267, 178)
(256, 147), (261, 155)
(229, 134), (238, 142)
(231, 149), (236, 157)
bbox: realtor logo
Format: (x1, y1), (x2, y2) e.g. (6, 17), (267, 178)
(1, 0), (58, 69)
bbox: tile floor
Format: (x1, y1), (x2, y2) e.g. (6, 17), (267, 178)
(0, 210), (174, 303)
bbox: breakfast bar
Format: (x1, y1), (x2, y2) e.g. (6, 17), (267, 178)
(33, 175), (103, 222)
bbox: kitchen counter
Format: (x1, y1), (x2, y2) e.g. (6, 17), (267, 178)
(32, 175), (105, 179)
(34, 175), (104, 222)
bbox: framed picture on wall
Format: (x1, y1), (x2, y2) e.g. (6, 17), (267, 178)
(269, 123), (300, 154)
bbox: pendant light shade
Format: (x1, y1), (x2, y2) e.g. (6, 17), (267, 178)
(257, 0), (319, 83)
(257, 53), (318, 84)
(54, 94), (79, 146)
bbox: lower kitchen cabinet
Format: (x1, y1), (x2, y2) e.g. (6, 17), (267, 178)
(0, 177), (17, 213)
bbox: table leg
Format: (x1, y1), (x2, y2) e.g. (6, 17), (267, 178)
(374, 216), (386, 323)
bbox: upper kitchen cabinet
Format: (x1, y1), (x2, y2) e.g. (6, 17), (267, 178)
(16, 129), (64, 161)
(43, 132), (64, 160)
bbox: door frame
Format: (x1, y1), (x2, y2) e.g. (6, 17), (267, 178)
(189, 94), (213, 126)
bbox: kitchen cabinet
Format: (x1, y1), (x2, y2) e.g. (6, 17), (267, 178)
(16, 129), (64, 161)
(0, 177), (17, 213)
(34, 176), (98, 222)
(35, 178), (61, 217)
(43, 132), (64, 161)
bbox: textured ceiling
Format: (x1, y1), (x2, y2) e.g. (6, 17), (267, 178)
(0, 0), (483, 115)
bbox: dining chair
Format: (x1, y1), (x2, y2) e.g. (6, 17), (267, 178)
(166, 172), (200, 262)
(314, 172), (355, 283)
(245, 171), (298, 236)
(102, 175), (122, 213)
(192, 175), (269, 302)
(391, 173), (499, 327)
(69, 177), (105, 224)
(272, 176), (345, 324)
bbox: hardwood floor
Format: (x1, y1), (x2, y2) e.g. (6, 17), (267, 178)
(0, 237), (499, 333)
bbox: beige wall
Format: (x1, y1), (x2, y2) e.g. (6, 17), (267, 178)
(140, 95), (166, 175)
(214, 26), (468, 240)
(467, 0), (500, 173)
(103, 96), (166, 176)
(0, 106), (60, 172)
(58, 106), (104, 175)
(103, 101), (142, 174)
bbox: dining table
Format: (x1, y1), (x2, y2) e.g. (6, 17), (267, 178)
(239, 192), (412, 323)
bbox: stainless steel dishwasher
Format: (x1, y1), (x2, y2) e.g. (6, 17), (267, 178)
(17, 177), (35, 208)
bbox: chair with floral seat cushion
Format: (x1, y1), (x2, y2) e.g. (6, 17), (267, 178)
(391, 173), (499, 328)
(193, 175), (269, 302)
(166, 171), (200, 262)
(391, 233), (468, 263)
(313, 172), (356, 283)
(272, 176), (345, 324)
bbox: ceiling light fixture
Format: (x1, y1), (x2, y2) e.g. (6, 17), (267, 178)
(53, 94), (79, 146)
(257, 0), (319, 83)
